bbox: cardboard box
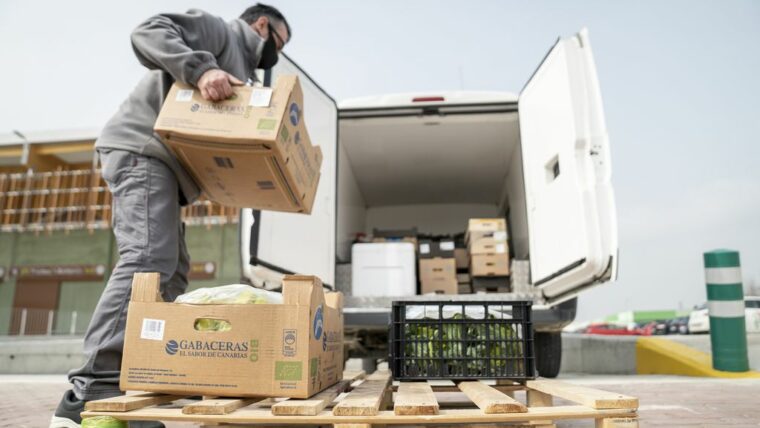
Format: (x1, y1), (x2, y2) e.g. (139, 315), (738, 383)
(454, 248), (469, 269)
(121, 273), (343, 398)
(457, 273), (470, 284)
(155, 76), (322, 213)
(469, 238), (509, 256)
(419, 258), (456, 282)
(373, 227), (418, 238)
(470, 254), (510, 277)
(418, 239), (456, 259)
(465, 218), (508, 244)
(421, 277), (458, 295)
(472, 276), (509, 292)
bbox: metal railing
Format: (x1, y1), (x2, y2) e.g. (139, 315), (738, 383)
(0, 168), (239, 232)
(1, 307), (91, 336)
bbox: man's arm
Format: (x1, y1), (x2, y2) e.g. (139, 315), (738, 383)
(131, 9), (241, 99)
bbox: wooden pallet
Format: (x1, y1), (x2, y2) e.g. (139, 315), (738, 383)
(81, 370), (638, 427)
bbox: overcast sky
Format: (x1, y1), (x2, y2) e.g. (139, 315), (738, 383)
(1, 0), (758, 322)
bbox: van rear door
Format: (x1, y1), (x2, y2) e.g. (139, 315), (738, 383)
(240, 54), (338, 287)
(518, 29), (618, 304)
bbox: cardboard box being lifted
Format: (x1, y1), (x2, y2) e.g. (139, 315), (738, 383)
(120, 273), (343, 398)
(155, 75), (322, 213)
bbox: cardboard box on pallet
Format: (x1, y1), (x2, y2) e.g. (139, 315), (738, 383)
(120, 273), (343, 398)
(470, 253), (510, 277)
(154, 75), (322, 213)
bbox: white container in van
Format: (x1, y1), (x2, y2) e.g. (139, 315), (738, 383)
(351, 242), (416, 297)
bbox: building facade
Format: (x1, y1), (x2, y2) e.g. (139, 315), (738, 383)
(0, 130), (242, 335)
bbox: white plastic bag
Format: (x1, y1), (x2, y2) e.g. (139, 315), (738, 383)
(174, 284), (283, 305)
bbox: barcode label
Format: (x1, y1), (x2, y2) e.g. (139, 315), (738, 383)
(249, 87), (273, 107)
(496, 244), (507, 254)
(140, 318), (165, 341)
(493, 231), (507, 241)
(176, 89), (194, 102)
(419, 243), (430, 254)
(213, 156), (234, 169)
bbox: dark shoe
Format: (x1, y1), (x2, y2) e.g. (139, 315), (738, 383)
(49, 389), (83, 427)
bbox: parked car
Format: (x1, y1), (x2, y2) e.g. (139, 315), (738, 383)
(585, 323), (640, 336)
(688, 297), (760, 334)
(667, 317), (689, 335)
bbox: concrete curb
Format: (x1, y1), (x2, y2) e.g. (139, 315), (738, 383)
(561, 334), (638, 375)
(0, 337), (84, 374)
(636, 337), (760, 378)
(562, 333), (760, 378)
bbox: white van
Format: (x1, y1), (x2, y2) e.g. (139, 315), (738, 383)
(239, 28), (618, 377)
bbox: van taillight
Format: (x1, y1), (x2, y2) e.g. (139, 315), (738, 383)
(412, 96), (445, 102)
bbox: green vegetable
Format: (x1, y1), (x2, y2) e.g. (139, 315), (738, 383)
(81, 416), (127, 428)
(194, 318), (232, 332)
(403, 313), (524, 377)
(175, 284), (283, 332)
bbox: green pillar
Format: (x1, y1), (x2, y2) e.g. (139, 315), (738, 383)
(703, 249), (749, 372)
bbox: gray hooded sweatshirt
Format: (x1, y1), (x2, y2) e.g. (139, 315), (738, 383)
(95, 9), (264, 204)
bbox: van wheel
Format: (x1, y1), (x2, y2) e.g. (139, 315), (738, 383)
(535, 332), (562, 378)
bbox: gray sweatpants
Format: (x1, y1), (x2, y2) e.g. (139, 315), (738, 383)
(69, 149), (190, 401)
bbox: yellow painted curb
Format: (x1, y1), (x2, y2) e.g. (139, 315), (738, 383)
(636, 337), (760, 378)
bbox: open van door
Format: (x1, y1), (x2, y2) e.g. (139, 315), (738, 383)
(519, 29), (618, 304)
(240, 54), (338, 288)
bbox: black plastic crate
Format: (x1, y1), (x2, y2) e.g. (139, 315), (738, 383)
(390, 300), (535, 380)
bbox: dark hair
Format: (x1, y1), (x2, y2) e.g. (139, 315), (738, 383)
(240, 3), (291, 39)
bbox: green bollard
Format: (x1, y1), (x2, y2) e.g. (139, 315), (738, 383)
(703, 249), (749, 372)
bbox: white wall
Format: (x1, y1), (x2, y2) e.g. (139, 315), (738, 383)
(336, 142), (366, 262)
(503, 140), (530, 259)
(365, 203), (500, 236)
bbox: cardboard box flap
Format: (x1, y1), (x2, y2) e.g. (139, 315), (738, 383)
(324, 291), (344, 312)
(131, 273), (162, 302)
(165, 135), (273, 152)
(283, 275), (324, 307)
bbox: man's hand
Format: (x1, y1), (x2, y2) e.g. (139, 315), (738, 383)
(197, 69), (243, 101)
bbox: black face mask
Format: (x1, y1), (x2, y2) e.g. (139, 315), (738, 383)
(257, 24), (279, 69)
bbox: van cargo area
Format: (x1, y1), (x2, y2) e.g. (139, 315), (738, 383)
(336, 94), (527, 267)
(334, 95), (568, 328)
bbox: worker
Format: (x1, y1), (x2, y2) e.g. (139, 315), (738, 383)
(50, 4), (291, 427)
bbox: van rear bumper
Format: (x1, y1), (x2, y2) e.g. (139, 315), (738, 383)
(343, 297), (577, 333)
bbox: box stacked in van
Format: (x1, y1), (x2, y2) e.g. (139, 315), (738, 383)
(466, 218), (510, 289)
(418, 239), (457, 294)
